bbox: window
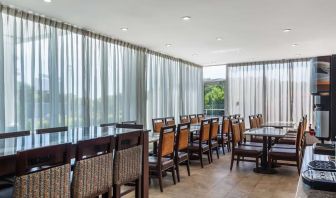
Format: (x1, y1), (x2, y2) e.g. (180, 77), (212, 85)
(203, 65), (226, 116)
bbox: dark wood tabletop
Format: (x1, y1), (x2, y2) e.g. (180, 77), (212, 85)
(0, 126), (149, 198)
(0, 126), (141, 158)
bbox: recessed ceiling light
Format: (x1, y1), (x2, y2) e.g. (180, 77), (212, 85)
(192, 53), (198, 56)
(296, 53), (301, 56)
(181, 16), (191, 21)
(44, 0), (52, 3)
(283, 29), (292, 33)
(216, 37), (222, 41)
(120, 27), (128, 31)
(292, 43), (298, 47)
(165, 44), (172, 47)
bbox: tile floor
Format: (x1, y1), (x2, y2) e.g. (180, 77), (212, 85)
(128, 151), (299, 198)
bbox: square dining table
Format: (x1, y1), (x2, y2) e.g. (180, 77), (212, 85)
(261, 121), (296, 129)
(244, 127), (288, 173)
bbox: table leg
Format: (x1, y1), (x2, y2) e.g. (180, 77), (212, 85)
(141, 132), (149, 198)
(253, 136), (276, 174)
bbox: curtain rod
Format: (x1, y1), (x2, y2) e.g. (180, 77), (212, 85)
(226, 57), (315, 67)
(0, 3), (202, 68)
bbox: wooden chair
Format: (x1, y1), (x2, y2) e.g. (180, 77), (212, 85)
(249, 115), (263, 143)
(114, 131), (143, 197)
(218, 116), (230, 154)
(197, 114), (205, 122)
(209, 118), (220, 161)
(116, 123), (144, 129)
(165, 117), (175, 126)
(268, 122), (304, 174)
(100, 123), (118, 127)
(152, 118), (165, 133)
(121, 121), (137, 125)
(72, 136), (115, 198)
(188, 119), (211, 168)
(175, 123), (191, 182)
(239, 118), (263, 147)
(3, 143), (72, 198)
(149, 126), (176, 192)
(180, 115), (190, 124)
(36, 126), (68, 134)
(230, 119), (262, 171)
(189, 114), (198, 124)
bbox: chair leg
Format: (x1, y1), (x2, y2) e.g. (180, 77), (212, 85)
(209, 148), (213, 162)
(296, 159), (301, 174)
(207, 151), (211, 164)
(171, 167), (177, 185)
(230, 153), (234, 171)
(268, 155), (273, 170)
(186, 159), (191, 176)
(176, 163), (181, 182)
(199, 150), (204, 168)
(113, 184), (121, 198)
(222, 144), (225, 155)
(256, 157), (259, 170)
(216, 147), (220, 159)
(135, 179), (141, 198)
(236, 155), (240, 166)
(159, 171), (164, 192)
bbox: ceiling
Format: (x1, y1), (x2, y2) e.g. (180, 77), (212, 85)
(1, 0), (336, 66)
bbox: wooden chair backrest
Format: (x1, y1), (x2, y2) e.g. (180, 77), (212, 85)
(200, 119), (211, 142)
(210, 117), (219, 139)
(257, 114), (264, 125)
(249, 116), (257, 129)
(230, 119), (241, 145)
(115, 131), (143, 151)
(176, 123), (190, 151)
(159, 126), (176, 157)
(116, 124), (144, 129)
(222, 117), (230, 134)
(189, 114), (198, 124)
(15, 143), (72, 176)
(180, 115), (190, 124)
(0, 130), (30, 139)
(76, 136), (115, 161)
(197, 114), (205, 122)
(152, 118), (165, 133)
(36, 126), (68, 134)
(238, 118), (246, 139)
(165, 117), (175, 126)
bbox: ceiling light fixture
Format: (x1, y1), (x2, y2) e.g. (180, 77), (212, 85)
(120, 27), (128, 31)
(192, 53), (198, 56)
(181, 16), (191, 21)
(216, 37), (222, 41)
(165, 44), (172, 47)
(292, 43), (298, 47)
(283, 29), (292, 33)
(44, 0), (52, 3)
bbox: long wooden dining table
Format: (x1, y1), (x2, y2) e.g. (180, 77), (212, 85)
(0, 126), (149, 198)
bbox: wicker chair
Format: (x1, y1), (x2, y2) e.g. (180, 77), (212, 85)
(209, 118), (220, 161)
(175, 123), (191, 182)
(72, 136), (115, 198)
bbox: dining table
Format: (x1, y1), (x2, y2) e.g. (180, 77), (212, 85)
(244, 127), (288, 174)
(0, 126), (150, 198)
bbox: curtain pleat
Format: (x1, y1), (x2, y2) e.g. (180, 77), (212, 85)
(227, 59), (313, 127)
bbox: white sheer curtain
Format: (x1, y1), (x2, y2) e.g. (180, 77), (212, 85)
(146, 53), (181, 128)
(227, 63), (264, 127)
(145, 54), (203, 128)
(227, 59), (312, 125)
(180, 62), (203, 115)
(0, 5), (203, 132)
(0, 7), (145, 131)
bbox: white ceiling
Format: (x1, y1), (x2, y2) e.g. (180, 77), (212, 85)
(1, 0), (336, 66)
